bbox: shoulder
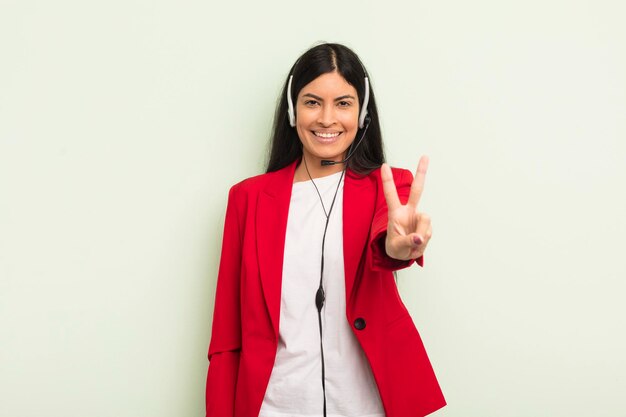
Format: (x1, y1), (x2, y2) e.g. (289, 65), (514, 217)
(229, 172), (270, 195)
(354, 165), (413, 186)
(227, 165), (291, 201)
(391, 166), (414, 186)
(226, 174), (267, 207)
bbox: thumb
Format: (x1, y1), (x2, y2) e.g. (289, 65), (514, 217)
(410, 233), (423, 247)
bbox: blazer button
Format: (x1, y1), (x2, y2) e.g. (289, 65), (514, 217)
(354, 318), (366, 330)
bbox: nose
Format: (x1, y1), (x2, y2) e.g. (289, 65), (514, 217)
(317, 104), (336, 126)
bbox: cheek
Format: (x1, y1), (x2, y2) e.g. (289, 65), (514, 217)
(342, 115), (359, 132)
(295, 126), (306, 143)
(342, 107), (360, 127)
(295, 123), (312, 145)
(295, 110), (314, 132)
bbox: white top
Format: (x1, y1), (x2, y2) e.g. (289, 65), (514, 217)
(259, 171), (385, 417)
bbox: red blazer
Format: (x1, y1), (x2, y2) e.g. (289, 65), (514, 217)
(206, 160), (446, 417)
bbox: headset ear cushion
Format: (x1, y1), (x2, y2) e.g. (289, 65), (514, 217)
(358, 76), (370, 128)
(288, 108), (295, 127)
(359, 110), (369, 129)
(287, 75), (296, 127)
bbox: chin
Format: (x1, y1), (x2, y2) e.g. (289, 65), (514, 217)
(307, 142), (353, 161)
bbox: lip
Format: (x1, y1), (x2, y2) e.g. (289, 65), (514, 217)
(311, 131), (343, 143)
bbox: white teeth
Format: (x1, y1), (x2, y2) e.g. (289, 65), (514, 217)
(314, 132), (341, 138)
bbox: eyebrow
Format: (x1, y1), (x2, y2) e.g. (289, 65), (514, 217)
(302, 93), (357, 101)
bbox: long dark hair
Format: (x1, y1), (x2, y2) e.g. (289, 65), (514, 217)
(266, 43), (385, 175)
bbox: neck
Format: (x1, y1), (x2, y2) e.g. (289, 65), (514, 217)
(294, 154), (345, 182)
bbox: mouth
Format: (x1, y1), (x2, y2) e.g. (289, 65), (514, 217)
(311, 131), (343, 143)
(313, 131), (342, 138)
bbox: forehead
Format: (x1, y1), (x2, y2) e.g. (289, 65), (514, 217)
(299, 71), (357, 97)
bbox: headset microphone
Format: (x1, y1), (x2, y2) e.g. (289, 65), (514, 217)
(320, 115), (371, 166)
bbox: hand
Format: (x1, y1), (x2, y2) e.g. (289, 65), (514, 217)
(381, 156), (432, 261)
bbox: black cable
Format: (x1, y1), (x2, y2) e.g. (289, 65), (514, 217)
(303, 157), (346, 417)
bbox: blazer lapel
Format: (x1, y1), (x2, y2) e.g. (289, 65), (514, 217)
(257, 163), (377, 336)
(343, 169), (377, 304)
(256, 161), (297, 339)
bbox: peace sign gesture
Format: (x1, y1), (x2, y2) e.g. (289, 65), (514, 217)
(381, 156), (432, 261)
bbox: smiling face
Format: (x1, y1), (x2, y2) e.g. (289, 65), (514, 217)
(295, 71), (360, 171)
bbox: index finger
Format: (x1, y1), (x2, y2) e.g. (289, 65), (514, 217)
(408, 155), (429, 208)
(381, 163), (401, 211)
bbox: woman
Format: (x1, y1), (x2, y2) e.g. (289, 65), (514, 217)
(206, 43), (446, 417)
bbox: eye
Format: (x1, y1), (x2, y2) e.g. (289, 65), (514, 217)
(304, 99), (319, 107)
(338, 100), (353, 107)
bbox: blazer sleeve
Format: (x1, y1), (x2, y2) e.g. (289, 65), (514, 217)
(205, 185), (243, 417)
(369, 167), (424, 270)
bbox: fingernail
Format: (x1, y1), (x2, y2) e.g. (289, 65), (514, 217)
(413, 236), (423, 245)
